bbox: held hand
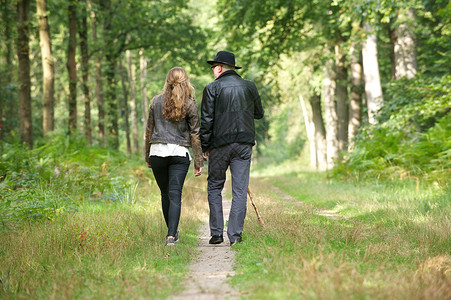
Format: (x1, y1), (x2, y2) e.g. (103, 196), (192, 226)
(194, 167), (202, 176)
(202, 152), (209, 161)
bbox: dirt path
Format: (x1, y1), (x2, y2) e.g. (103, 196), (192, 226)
(170, 196), (240, 300)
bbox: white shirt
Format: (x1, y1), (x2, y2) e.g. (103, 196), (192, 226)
(149, 143), (191, 161)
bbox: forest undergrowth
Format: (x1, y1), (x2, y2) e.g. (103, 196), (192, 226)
(1, 132), (450, 299)
(0, 134), (208, 299)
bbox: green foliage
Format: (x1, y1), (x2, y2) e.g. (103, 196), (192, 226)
(258, 100), (307, 163)
(334, 74), (450, 183)
(417, 0), (451, 75)
(0, 133), (149, 228)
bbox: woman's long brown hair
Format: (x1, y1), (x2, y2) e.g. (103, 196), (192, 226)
(162, 67), (195, 122)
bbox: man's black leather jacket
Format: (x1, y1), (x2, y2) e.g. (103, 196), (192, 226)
(200, 70), (264, 152)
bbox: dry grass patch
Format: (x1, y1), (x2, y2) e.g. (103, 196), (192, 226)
(229, 175), (451, 299)
(0, 171), (207, 299)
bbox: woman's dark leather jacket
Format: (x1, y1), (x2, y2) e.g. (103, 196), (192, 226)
(145, 94), (203, 168)
(200, 70), (264, 152)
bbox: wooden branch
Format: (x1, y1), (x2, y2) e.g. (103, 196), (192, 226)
(247, 187), (265, 227)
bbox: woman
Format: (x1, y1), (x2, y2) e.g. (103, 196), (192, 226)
(145, 67), (203, 246)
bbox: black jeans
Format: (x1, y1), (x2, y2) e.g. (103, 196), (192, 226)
(149, 154), (190, 237)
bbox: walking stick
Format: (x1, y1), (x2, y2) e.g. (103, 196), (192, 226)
(247, 187), (265, 227)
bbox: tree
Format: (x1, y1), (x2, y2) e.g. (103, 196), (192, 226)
(140, 50), (149, 134)
(37, 0), (55, 136)
(17, 0), (32, 148)
(391, 8), (418, 79)
(79, 0), (92, 144)
(362, 22), (384, 124)
(323, 58), (339, 168)
(335, 43), (349, 152)
(308, 93), (327, 171)
(118, 60), (131, 154)
(67, 1), (77, 133)
(300, 95), (317, 169)
(126, 50), (139, 154)
(348, 42), (363, 149)
(89, 0), (105, 144)
(0, 0), (16, 144)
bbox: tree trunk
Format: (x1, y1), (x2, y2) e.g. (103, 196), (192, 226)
(362, 22), (383, 124)
(37, 0), (55, 136)
(388, 24), (396, 80)
(309, 93), (327, 171)
(335, 44), (348, 153)
(17, 0), (33, 148)
(119, 60), (131, 154)
(348, 43), (363, 150)
(300, 95), (316, 169)
(103, 0), (119, 149)
(79, 0), (91, 145)
(1, 0), (15, 143)
(322, 59), (338, 169)
(67, 2), (77, 133)
(3, 1), (16, 141)
(126, 50), (139, 154)
(140, 49), (148, 130)
(89, 1), (106, 144)
(393, 8), (418, 79)
(105, 54), (119, 149)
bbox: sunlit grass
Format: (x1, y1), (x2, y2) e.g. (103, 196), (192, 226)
(231, 170), (451, 299)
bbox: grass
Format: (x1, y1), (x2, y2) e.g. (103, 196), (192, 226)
(0, 138), (209, 299)
(227, 165), (451, 299)
(2, 137), (450, 299)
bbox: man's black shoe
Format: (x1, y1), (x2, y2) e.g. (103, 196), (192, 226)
(209, 235), (224, 244)
(230, 237), (242, 247)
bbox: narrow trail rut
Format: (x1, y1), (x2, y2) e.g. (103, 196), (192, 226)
(267, 182), (351, 221)
(170, 196), (240, 300)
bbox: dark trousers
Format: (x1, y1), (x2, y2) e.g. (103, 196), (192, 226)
(149, 155), (190, 237)
(207, 143), (252, 243)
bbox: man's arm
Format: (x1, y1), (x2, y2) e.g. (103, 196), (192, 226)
(200, 86), (215, 153)
(252, 82), (264, 119)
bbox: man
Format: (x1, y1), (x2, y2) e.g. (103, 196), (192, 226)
(200, 51), (264, 246)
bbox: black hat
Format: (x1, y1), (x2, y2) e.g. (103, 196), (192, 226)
(207, 51), (242, 69)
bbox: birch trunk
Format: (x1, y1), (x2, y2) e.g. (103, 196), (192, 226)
(323, 59), (338, 169)
(17, 0), (33, 148)
(37, 0), (54, 135)
(348, 43), (363, 150)
(126, 50), (139, 154)
(362, 22), (383, 124)
(393, 8), (418, 79)
(67, 2), (77, 133)
(300, 95), (316, 169)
